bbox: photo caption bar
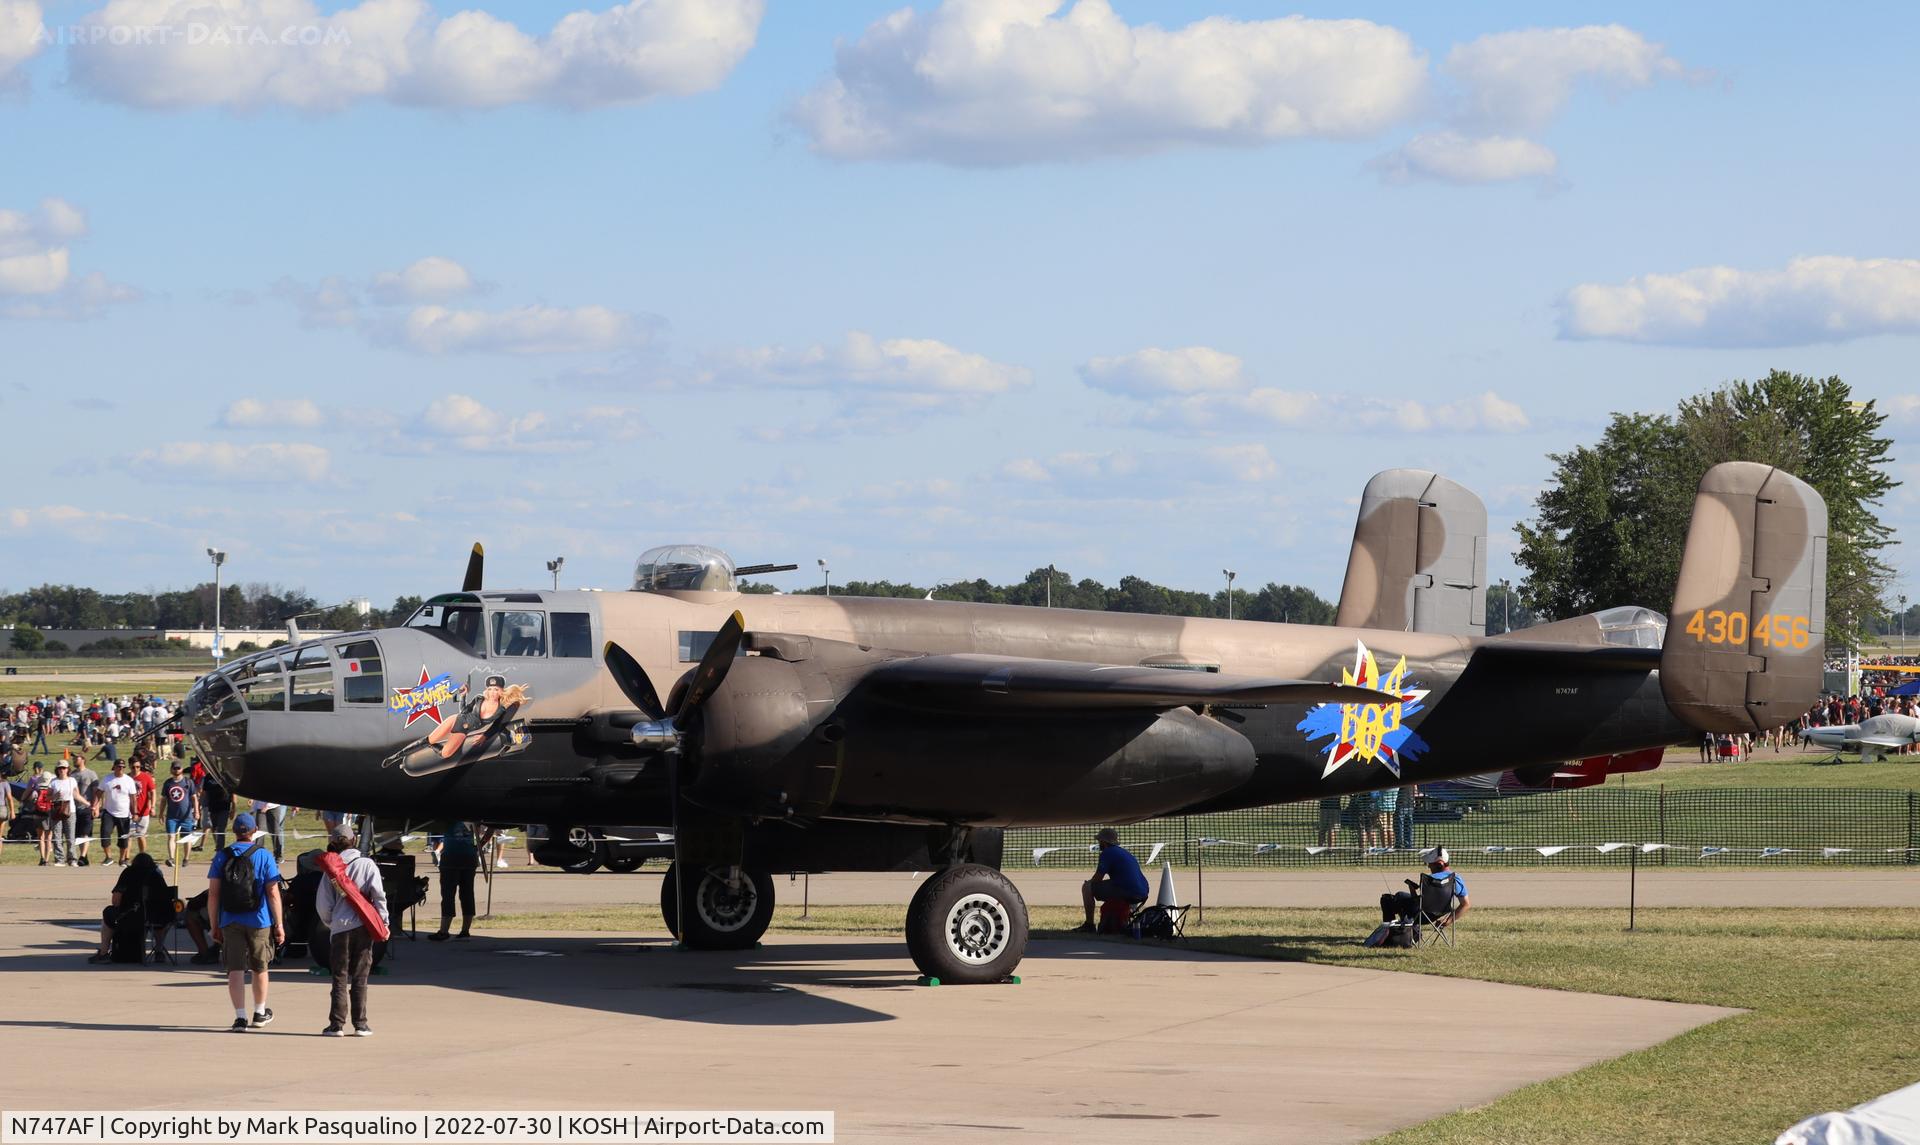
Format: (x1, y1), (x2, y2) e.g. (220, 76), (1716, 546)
(2, 1112), (834, 1144)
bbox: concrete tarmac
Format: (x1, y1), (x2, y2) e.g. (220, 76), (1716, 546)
(0, 868), (1743, 1143)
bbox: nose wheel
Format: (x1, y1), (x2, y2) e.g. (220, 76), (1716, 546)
(905, 864), (1028, 984)
(661, 863), (775, 949)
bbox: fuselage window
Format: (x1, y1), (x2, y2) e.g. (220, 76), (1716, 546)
(551, 612), (592, 658)
(491, 611), (547, 657)
(678, 631), (717, 663)
(407, 603), (484, 654)
(241, 675), (286, 713)
(336, 639), (384, 704)
(291, 644), (329, 670)
(289, 670), (334, 713)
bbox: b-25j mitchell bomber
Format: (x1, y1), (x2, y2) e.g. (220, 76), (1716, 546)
(177, 462), (1827, 983)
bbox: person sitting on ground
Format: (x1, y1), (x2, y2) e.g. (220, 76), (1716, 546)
(1076, 828), (1150, 933)
(88, 852), (171, 963)
(1379, 845), (1470, 931)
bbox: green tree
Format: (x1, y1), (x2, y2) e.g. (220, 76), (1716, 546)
(1515, 372), (1895, 646)
(1485, 583), (1536, 635)
(10, 622), (44, 652)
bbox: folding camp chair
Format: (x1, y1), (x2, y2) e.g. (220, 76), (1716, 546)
(1416, 872), (1463, 948)
(1127, 901), (1191, 941)
(145, 883), (180, 965)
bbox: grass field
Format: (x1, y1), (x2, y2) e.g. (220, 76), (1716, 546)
(0, 679), (193, 703)
(486, 902), (1919, 1145)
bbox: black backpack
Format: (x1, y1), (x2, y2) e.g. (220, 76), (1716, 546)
(1135, 905), (1177, 940)
(220, 842), (265, 913)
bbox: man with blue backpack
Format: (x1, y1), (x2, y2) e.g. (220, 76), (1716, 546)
(206, 813), (285, 1033)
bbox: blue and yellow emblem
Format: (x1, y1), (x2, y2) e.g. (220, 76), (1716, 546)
(1296, 641), (1430, 778)
(390, 667), (460, 728)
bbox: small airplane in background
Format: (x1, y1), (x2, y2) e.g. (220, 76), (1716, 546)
(1801, 714), (1920, 762)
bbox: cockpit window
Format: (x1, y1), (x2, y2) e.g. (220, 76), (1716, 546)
(491, 611), (546, 657)
(291, 644), (329, 670)
(406, 601), (485, 654)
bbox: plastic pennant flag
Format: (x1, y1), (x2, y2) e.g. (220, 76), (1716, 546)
(1143, 842), (1167, 866)
(1700, 846), (1729, 858)
(1304, 846), (1332, 856)
(1031, 847), (1063, 863)
(1821, 847), (1852, 858)
(1595, 842), (1631, 854)
(1640, 843), (1671, 853)
(1364, 846), (1393, 856)
(1482, 845), (1513, 853)
(1252, 843), (1282, 855)
(1198, 837), (1225, 848)
(1758, 847), (1789, 858)
(1536, 846), (1568, 857)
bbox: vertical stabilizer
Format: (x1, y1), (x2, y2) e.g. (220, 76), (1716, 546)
(1661, 462), (1828, 733)
(1334, 470), (1488, 636)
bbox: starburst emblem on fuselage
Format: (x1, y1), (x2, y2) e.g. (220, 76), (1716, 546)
(1296, 641), (1430, 778)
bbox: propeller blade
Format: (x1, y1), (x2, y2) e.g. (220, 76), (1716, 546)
(603, 642), (665, 721)
(673, 610), (746, 720)
(462, 542), (485, 593)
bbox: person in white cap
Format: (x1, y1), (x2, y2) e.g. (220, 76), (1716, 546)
(1379, 845), (1470, 929)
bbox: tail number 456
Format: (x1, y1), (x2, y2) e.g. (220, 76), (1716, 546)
(1684, 610), (1811, 648)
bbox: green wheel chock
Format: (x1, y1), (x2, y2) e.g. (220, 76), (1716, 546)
(917, 975), (942, 987)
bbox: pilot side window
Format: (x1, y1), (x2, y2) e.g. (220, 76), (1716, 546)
(337, 640), (384, 704)
(491, 611), (546, 657)
(551, 612), (592, 658)
(406, 603), (485, 654)
(240, 673), (285, 713)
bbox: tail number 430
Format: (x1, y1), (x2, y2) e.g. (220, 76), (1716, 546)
(1684, 610), (1811, 648)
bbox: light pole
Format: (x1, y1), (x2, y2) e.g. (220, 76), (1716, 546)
(206, 548), (227, 663)
(1500, 578), (1511, 635)
(1046, 564), (1055, 609)
(546, 557), (565, 591)
(1902, 594), (1908, 655)
(818, 559), (830, 597)
(1223, 569), (1236, 621)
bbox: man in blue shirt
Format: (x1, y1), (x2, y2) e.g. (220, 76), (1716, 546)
(206, 813), (285, 1033)
(1076, 828), (1150, 933)
(1379, 845), (1471, 929)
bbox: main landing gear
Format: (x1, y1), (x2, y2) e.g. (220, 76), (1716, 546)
(657, 861), (1031, 984)
(905, 864), (1029, 985)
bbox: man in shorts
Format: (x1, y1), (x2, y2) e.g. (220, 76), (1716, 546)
(162, 763), (200, 869)
(206, 813), (285, 1033)
(95, 760), (139, 866)
(1075, 827), (1150, 933)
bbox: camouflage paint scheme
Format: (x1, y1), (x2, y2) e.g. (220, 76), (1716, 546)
(183, 463), (1827, 840)
(1334, 469), (1488, 637)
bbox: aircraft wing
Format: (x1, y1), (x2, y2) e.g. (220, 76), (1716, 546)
(862, 653), (1397, 713)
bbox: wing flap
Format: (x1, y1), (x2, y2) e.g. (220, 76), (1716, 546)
(863, 653), (1396, 713)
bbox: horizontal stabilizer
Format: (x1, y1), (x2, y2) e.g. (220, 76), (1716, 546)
(865, 654), (1398, 713)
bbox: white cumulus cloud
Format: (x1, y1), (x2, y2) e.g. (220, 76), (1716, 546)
(397, 303), (639, 354)
(1079, 346), (1248, 396)
(131, 441), (332, 483)
(1372, 131), (1557, 185)
(1446, 24), (1685, 134)
(368, 256), (479, 304)
(65, 0), (763, 111)
(0, 0), (43, 86)
(0, 198), (139, 319)
(1081, 344), (1529, 433)
(1375, 24), (1683, 186)
(791, 0), (1428, 164)
(410, 393), (646, 451)
(713, 331), (1032, 400)
(1560, 256), (1920, 347)
(218, 398), (327, 429)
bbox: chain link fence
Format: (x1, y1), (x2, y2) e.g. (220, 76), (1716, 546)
(1005, 787), (1920, 867)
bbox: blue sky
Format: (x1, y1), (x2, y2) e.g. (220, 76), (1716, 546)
(2, 1), (1917, 608)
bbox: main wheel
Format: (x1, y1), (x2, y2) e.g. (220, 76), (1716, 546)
(660, 863), (774, 949)
(604, 855), (644, 873)
(904, 864), (1028, 985)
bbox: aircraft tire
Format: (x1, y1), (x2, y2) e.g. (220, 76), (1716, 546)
(604, 855), (645, 873)
(904, 864), (1028, 985)
(660, 863), (774, 949)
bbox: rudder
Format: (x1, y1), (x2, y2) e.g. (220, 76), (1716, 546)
(1661, 462), (1827, 733)
(1334, 470), (1487, 636)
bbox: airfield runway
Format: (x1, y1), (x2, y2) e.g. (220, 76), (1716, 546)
(0, 867), (1737, 1142)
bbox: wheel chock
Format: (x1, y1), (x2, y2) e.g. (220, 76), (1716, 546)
(916, 975), (941, 987)
(915, 975), (1020, 987)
